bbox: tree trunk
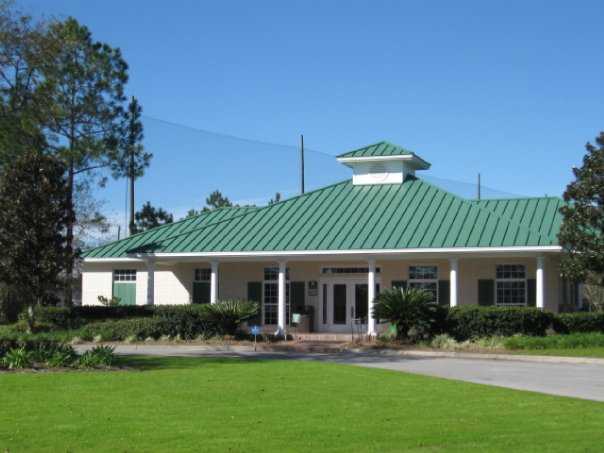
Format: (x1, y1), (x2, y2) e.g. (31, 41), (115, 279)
(64, 157), (74, 307)
(129, 159), (135, 236)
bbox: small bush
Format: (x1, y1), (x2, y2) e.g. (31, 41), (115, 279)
(554, 312), (604, 334)
(153, 305), (213, 339)
(447, 306), (554, 340)
(78, 345), (115, 368)
(2, 347), (33, 369)
(504, 332), (604, 350)
(46, 346), (78, 368)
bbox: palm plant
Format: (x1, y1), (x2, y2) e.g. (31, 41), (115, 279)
(204, 300), (259, 335)
(373, 287), (443, 341)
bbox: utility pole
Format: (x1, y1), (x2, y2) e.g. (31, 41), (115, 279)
(477, 173), (481, 200)
(128, 96), (136, 236)
(300, 134), (305, 195)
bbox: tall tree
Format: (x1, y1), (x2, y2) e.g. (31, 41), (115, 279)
(41, 17), (129, 304)
(559, 132), (604, 291)
(268, 192), (282, 205)
(109, 96), (151, 236)
(186, 190), (235, 218)
(0, 2), (50, 166)
(0, 151), (72, 317)
(134, 201), (173, 233)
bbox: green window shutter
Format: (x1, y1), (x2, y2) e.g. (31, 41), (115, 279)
(478, 280), (495, 306)
(112, 283), (136, 306)
(193, 282), (210, 304)
(527, 279), (536, 307)
(438, 280), (450, 306)
(392, 280), (407, 290)
(291, 281), (305, 313)
(247, 282), (262, 325)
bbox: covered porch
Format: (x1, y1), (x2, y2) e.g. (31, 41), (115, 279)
(132, 248), (560, 335)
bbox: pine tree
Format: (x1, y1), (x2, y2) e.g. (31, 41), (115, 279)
(133, 201), (173, 233)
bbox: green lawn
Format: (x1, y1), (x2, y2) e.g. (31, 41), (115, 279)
(1, 357), (603, 452)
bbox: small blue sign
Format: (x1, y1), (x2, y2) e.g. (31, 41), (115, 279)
(250, 325), (261, 336)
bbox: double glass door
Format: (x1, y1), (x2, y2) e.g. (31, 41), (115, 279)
(319, 280), (380, 332)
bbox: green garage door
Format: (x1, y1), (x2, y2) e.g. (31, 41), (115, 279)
(112, 282), (136, 305)
(113, 270), (137, 305)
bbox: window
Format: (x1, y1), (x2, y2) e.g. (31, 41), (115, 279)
(194, 268), (211, 282)
(408, 265), (438, 302)
(496, 264), (526, 306)
(263, 267), (290, 325)
(321, 267), (381, 274)
(113, 269), (136, 282)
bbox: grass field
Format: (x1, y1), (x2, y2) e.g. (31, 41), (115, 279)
(1, 356), (603, 452)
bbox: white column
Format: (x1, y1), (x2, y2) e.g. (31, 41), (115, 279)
(277, 261), (287, 335)
(449, 258), (459, 307)
(146, 259), (155, 306)
(367, 259), (376, 336)
(536, 256), (545, 309)
(210, 261), (219, 304)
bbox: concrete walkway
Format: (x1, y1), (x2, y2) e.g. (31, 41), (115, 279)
(79, 344), (604, 402)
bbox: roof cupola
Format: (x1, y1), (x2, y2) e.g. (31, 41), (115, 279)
(336, 141), (430, 185)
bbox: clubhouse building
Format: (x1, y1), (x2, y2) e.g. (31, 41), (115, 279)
(81, 142), (572, 335)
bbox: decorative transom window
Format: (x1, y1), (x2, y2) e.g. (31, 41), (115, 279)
(321, 267), (381, 274)
(264, 267), (290, 281)
(408, 266), (438, 302)
(496, 264), (526, 306)
(114, 269), (136, 282)
(194, 268), (211, 282)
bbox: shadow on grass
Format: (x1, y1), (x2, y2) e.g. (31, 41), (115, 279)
(115, 354), (274, 372)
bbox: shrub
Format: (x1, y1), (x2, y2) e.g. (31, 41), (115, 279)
(78, 345), (115, 368)
(504, 332), (604, 350)
(153, 305), (213, 339)
(32, 306), (76, 329)
(203, 300), (259, 335)
(2, 347), (33, 369)
(46, 348), (78, 368)
(554, 312), (604, 334)
(79, 318), (164, 342)
(34, 305), (156, 329)
(447, 306), (554, 340)
(373, 288), (446, 341)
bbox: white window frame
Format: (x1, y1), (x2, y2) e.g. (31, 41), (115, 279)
(194, 268), (211, 282)
(262, 267), (290, 325)
(408, 265), (438, 303)
(113, 269), (137, 283)
(495, 264), (527, 306)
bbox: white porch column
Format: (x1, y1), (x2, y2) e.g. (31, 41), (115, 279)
(367, 259), (376, 336)
(536, 256), (545, 309)
(449, 258), (459, 307)
(146, 259), (155, 306)
(210, 261), (219, 304)
(277, 261), (287, 334)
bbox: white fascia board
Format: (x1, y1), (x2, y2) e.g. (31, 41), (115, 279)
(337, 154), (431, 169)
(82, 246), (562, 263)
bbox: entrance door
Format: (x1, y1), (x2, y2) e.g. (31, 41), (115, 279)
(319, 279), (380, 332)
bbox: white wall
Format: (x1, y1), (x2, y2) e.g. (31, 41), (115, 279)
(81, 255), (562, 311)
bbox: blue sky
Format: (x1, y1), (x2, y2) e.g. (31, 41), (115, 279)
(24, 0), (604, 228)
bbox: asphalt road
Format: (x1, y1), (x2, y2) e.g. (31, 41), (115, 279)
(81, 344), (604, 402)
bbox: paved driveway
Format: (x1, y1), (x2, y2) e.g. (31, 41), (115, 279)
(322, 353), (604, 402)
(86, 344), (604, 402)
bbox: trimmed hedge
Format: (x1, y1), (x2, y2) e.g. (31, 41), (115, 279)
(504, 332), (604, 350)
(33, 306), (155, 329)
(447, 306), (554, 340)
(555, 312), (604, 334)
(79, 318), (165, 342)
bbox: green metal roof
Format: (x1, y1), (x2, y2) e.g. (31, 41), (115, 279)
(337, 141), (416, 158)
(83, 178), (562, 259)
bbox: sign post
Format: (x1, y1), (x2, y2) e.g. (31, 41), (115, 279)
(250, 325), (260, 352)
